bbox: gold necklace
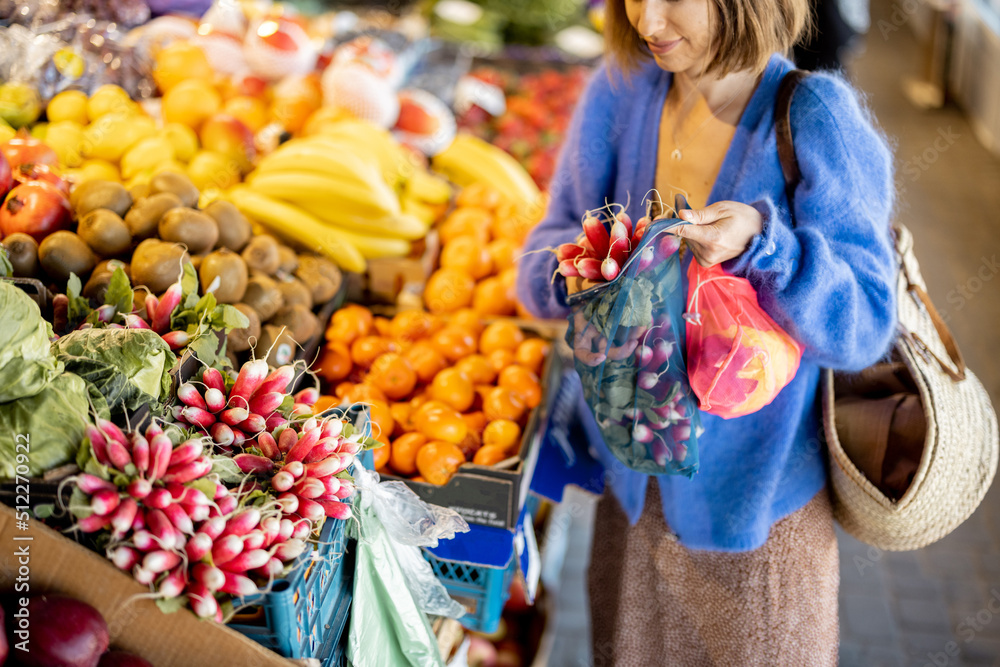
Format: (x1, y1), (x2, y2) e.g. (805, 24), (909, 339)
(669, 80), (749, 161)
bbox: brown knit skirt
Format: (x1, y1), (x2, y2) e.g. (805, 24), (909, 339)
(588, 484), (839, 667)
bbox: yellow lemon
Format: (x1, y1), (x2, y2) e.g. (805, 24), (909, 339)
(47, 90), (89, 125)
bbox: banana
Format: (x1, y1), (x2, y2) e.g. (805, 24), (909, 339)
(313, 121), (416, 187)
(255, 145), (385, 190)
(246, 171), (401, 219)
(336, 228), (411, 260)
(400, 195), (440, 227)
(224, 186), (366, 273)
(295, 199), (428, 240)
(432, 134), (541, 204)
(404, 169), (453, 205)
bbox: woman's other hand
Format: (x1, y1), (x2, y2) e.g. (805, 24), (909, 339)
(566, 276), (602, 295)
(672, 201), (764, 267)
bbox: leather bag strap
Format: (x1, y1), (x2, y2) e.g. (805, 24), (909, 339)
(775, 69), (809, 203)
(905, 283), (968, 382)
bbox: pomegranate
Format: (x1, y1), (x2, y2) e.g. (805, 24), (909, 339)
(1, 133), (58, 170)
(0, 181), (73, 242)
(13, 163), (69, 195)
(0, 150), (11, 199)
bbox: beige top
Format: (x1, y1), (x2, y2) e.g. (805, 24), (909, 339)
(654, 82), (739, 211)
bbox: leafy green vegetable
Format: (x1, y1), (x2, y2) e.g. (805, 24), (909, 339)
(104, 268), (134, 317)
(0, 246), (12, 277)
(169, 263), (249, 367)
(0, 282), (64, 403)
(211, 454), (244, 484)
(0, 373), (104, 477)
(52, 328), (176, 416)
(65, 274), (92, 327)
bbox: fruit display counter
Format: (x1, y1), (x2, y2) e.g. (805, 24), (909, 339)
(0, 2), (576, 665)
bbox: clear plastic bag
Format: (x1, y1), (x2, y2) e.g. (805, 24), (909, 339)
(354, 466), (468, 618)
(684, 261), (802, 418)
(566, 216), (702, 476)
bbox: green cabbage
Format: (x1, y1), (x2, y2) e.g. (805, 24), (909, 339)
(0, 373), (106, 477)
(52, 328), (177, 416)
(0, 282), (64, 403)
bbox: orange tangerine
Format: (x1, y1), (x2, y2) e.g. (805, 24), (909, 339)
(390, 401), (414, 435)
(462, 411), (488, 435)
(416, 408), (468, 445)
(415, 441), (465, 485)
(473, 276), (516, 317)
(373, 316), (393, 338)
(440, 235), (493, 279)
(482, 419), (522, 453)
(490, 201), (534, 244)
(312, 395), (338, 414)
(498, 365), (542, 408)
(456, 182), (503, 211)
(450, 308), (485, 336)
(430, 368), (475, 412)
(455, 354), (497, 385)
(479, 321), (525, 355)
(515, 338), (550, 376)
(487, 349), (516, 373)
(368, 353), (417, 401)
(368, 400), (395, 444)
(457, 429), (481, 460)
(389, 432), (427, 476)
(483, 387), (527, 423)
(439, 207), (491, 245)
(403, 341), (448, 384)
(316, 343), (352, 384)
(424, 268), (475, 314)
(372, 442), (390, 471)
(430, 326), (478, 363)
(473, 444), (509, 467)
(390, 310), (440, 342)
(326, 304), (373, 344)
(486, 238), (519, 273)
(350, 336), (395, 368)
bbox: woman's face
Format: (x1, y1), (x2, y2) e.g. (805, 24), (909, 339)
(625, 0), (716, 75)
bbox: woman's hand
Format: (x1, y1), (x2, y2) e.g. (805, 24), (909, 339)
(566, 276), (601, 295)
(672, 201), (763, 267)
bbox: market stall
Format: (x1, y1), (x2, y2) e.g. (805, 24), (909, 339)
(0, 1), (603, 665)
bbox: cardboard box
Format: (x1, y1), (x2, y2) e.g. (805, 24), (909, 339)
(0, 505), (296, 667)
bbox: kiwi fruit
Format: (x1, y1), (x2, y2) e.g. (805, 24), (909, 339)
(131, 238), (190, 294)
(269, 304), (320, 343)
(125, 192), (182, 240)
(150, 171), (199, 208)
(78, 209), (131, 257)
(296, 255), (341, 304)
(133, 286), (151, 317)
(2, 233), (39, 277)
(276, 276), (313, 309)
(241, 235), (281, 275)
(129, 182), (152, 201)
(38, 231), (98, 282)
(93, 258), (130, 277)
(242, 274), (284, 321)
(227, 303), (262, 353)
(276, 245), (299, 274)
(159, 207), (219, 255)
(199, 249), (248, 304)
(257, 324), (299, 366)
(71, 180), (132, 218)
(203, 200), (252, 252)
(83, 269), (114, 301)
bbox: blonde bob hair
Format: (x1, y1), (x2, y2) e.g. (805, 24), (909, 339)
(605, 0), (812, 76)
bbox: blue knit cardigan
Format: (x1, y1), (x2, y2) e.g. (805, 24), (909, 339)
(516, 53), (897, 552)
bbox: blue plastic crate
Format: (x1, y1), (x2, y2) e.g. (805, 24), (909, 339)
(423, 551), (518, 634)
(227, 408), (373, 664)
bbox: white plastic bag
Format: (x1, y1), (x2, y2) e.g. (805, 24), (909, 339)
(355, 466), (469, 618)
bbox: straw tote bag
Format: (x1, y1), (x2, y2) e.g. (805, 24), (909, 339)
(776, 70), (999, 550)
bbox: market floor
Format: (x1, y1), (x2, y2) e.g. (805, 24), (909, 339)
(538, 0), (1000, 664)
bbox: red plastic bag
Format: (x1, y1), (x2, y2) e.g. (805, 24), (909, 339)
(684, 261), (802, 419)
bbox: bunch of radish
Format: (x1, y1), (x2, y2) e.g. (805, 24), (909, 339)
(69, 412), (361, 620)
(170, 360), (316, 452)
(554, 204), (683, 284)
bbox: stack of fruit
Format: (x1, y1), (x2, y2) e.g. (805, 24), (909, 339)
(313, 305), (550, 485)
(224, 119), (453, 274)
(458, 66), (591, 189)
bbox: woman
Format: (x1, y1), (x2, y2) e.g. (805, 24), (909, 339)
(516, 0), (897, 664)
